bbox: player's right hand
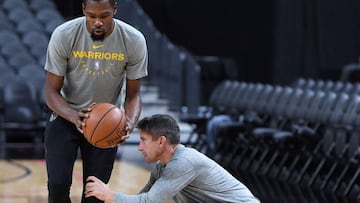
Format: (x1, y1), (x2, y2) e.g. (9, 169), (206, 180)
(76, 106), (92, 133)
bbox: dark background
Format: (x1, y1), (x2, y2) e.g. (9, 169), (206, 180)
(55, 0), (360, 85)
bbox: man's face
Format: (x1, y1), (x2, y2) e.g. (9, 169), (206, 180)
(138, 131), (162, 163)
(82, 0), (117, 41)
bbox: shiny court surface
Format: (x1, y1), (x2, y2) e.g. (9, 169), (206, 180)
(0, 159), (163, 203)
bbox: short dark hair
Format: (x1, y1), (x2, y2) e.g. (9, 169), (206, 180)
(82, 0), (117, 7)
(137, 114), (181, 145)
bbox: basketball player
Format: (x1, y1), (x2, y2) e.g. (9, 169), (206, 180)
(43, 0), (148, 202)
(84, 114), (260, 203)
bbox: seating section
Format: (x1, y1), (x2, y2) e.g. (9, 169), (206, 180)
(0, 0), (64, 157)
(1, 1), (359, 201)
(180, 78), (360, 201)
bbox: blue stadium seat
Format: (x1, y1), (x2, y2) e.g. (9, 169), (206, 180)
(30, 0), (57, 12)
(1, 40), (28, 59)
(35, 8), (63, 25)
(2, 0), (29, 12)
(0, 30), (22, 46)
(7, 7), (35, 24)
(16, 18), (45, 35)
(1, 77), (45, 151)
(45, 18), (64, 35)
(7, 53), (37, 72)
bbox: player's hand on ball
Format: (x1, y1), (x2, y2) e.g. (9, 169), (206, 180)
(119, 117), (135, 144)
(119, 128), (129, 144)
(76, 105), (93, 133)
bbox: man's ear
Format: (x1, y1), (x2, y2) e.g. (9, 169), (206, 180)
(159, 136), (167, 146)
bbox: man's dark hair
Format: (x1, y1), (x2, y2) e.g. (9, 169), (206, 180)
(82, 0), (117, 7)
(137, 114), (181, 145)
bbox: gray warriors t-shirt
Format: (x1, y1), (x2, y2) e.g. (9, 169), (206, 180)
(45, 17), (148, 109)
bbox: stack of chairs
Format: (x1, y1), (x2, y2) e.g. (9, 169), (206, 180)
(0, 0), (64, 157)
(180, 78), (360, 201)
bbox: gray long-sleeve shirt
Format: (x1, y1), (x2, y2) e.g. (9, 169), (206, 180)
(114, 145), (260, 203)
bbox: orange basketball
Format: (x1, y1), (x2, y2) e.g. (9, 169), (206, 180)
(83, 103), (127, 148)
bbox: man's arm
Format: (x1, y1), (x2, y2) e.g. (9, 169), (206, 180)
(123, 78), (142, 133)
(85, 161), (196, 203)
(44, 71), (90, 132)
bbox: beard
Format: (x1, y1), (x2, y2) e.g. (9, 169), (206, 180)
(91, 31), (105, 41)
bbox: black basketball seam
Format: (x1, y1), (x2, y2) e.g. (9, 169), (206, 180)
(95, 111), (125, 146)
(89, 105), (116, 142)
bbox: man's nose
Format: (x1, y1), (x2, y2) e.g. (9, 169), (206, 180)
(94, 19), (103, 26)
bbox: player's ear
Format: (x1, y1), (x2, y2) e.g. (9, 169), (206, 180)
(82, 2), (86, 15)
(113, 3), (118, 15)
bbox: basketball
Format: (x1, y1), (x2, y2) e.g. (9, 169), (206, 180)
(83, 103), (127, 148)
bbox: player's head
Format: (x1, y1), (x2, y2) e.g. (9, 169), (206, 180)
(82, 0), (118, 41)
(137, 114), (181, 145)
(83, 0), (117, 6)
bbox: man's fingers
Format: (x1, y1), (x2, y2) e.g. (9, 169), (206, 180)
(85, 177), (97, 196)
(86, 176), (98, 182)
(84, 187), (94, 197)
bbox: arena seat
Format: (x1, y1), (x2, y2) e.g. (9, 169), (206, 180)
(7, 7), (35, 24)
(7, 53), (37, 72)
(35, 8), (63, 25)
(22, 31), (49, 47)
(0, 30), (22, 46)
(1, 40), (28, 60)
(18, 64), (46, 120)
(16, 18), (45, 35)
(1, 77), (45, 151)
(2, 0), (29, 12)
(44, 18), (64, 34)
(30, 0), (57, 12)
(0, 16), (16, 31)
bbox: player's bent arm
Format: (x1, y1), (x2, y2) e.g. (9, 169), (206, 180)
(45, 71), (81, 125)
(124, 79), (142, 132)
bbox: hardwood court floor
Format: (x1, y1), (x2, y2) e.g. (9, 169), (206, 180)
(0, 159), (174, 203)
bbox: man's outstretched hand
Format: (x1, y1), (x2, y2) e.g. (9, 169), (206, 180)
(85, 176), (115, 203)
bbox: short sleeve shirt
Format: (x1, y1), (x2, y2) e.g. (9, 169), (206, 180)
(45, 17), (148, 109)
